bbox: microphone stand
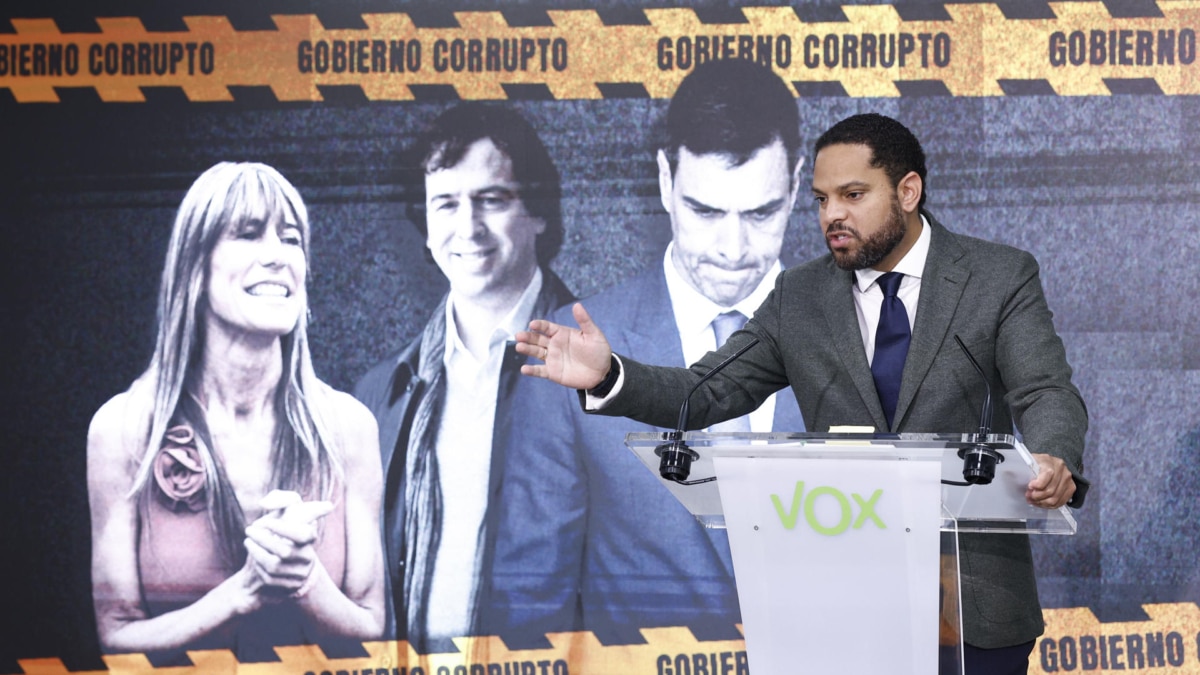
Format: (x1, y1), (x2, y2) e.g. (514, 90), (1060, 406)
(948, 334), (1005, 486)
(656, 337), (761, 484)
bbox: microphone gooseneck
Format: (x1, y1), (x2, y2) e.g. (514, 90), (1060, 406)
(952, 334), (1004, 485)
(656, 337), (761, 483)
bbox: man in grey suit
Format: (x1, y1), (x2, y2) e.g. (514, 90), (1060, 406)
(487, 59), (805, 648)
(516, 113), (1089, 674)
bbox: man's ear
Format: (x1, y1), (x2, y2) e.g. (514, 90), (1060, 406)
(656, 149), (674, 214)
(897, 171), (923, 213)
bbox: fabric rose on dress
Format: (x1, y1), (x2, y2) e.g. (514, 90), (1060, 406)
(153, 425), (206, 512)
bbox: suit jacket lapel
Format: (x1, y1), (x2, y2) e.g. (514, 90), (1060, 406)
(615, 266), (687, 369)
(893, 217), (969, 430)
(819, 261), (889, 430)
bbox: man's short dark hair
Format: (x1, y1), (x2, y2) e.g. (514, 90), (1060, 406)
(404, 103), (563, 266)
(661, 59), (801, 177)
(814, 113), (929, 209)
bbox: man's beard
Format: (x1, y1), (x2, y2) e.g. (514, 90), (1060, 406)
(828, 197), (908, 271)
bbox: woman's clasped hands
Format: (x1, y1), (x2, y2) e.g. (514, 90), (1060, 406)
(235, 490), (335, 610)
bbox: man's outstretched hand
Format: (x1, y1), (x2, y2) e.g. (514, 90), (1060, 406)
(516, 303), (613, 390)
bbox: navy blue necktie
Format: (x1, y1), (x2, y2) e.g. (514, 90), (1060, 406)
(871, 272), (910, 429)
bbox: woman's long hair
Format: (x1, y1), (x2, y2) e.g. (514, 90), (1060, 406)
(128, 162), (342, 565)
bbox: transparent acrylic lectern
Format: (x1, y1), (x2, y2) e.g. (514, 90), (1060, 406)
(625, 432), (1077, 675)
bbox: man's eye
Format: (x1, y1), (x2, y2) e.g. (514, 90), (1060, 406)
(477, 194), (512, 211)
(745, 208), (778, 223)
(434, 200), (458, 212)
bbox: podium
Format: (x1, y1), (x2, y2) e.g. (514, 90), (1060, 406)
(625, 432), (1077, 675)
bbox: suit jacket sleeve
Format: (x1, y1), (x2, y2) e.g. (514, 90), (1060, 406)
(597, 280), (793, 431)
(991, 249), (1089, 498)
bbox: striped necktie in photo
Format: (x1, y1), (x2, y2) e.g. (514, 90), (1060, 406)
(710, 310), (752, 433)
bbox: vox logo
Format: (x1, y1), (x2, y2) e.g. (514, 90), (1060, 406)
(770, 481), (886, 536)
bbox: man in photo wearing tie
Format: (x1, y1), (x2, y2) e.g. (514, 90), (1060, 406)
(486, 58), (806, 647)
(516, 112), (1089, 674)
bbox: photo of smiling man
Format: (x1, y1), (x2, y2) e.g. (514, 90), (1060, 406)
(485, 58), (807, 648)
(353, 104), (575, 651)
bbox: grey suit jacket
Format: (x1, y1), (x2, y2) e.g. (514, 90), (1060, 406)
(602, 215), (1089, 648)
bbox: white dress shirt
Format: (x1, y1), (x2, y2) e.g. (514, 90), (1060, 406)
(425, 267), (543, 640)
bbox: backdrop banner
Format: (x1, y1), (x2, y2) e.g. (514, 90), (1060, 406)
(3, 2), (1199, 674)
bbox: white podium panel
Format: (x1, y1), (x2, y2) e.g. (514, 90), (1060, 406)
(715, 455), (943, 675)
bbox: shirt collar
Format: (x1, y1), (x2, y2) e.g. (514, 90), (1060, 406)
(444, 267), (544, 362)
(853, 213), (932, 293)
(662, 241), (782, 337)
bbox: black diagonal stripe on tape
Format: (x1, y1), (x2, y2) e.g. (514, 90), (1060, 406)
(893, 2), (954, 21)
(595, 82), (650, 99)
(140, 86), (191, 105)
(692, 7), (749, 25)
(222, 9), (284, 32)
(35, 16), (100, 33)
(52, 86), (104, 104)
(408, 84), (461, 101)
(895, 80), (954, 96)
(1104, 77), (1165, 94)
(312, 9), (369, 30)
(1103, 0), (1166, 18)
(998, 79), (1058, 95)
(501, 83), (555, 100)
(791, 5), (851, 23)
(227, 85), (281, 107)
(995, 1), (1058, 20)
(500, 7), (554, 28)
(317, 84), (370, 105)
(596, 7), (651, 26)
(793, 81), (850, 97)
(405, 8), (461, 29)
(132, 11), (191, 33)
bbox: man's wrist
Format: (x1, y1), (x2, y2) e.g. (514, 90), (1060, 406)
(1067, 475), (1089, 508)
(586, 355), (621, 398)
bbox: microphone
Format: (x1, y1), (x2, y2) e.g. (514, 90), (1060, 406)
(656, 336), (761, 483)
(952, 335), (1004, 485)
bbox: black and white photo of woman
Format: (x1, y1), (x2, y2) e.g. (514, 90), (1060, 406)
(85, 162), (385, 663)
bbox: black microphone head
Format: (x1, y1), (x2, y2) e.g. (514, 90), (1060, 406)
(661, 336), (760, 483)
(959, 443), (1004, 485)
(656, 440), (698, 483)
